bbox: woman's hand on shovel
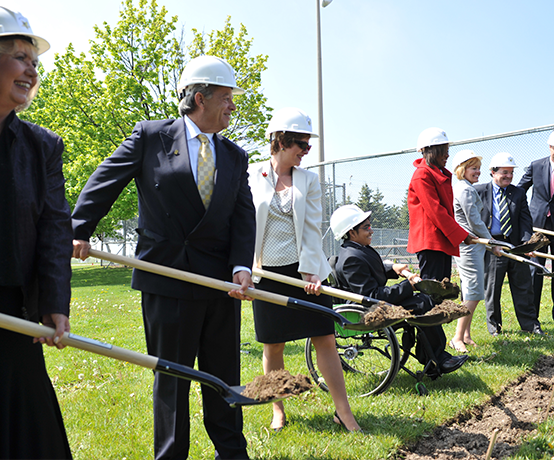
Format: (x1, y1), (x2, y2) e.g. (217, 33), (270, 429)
(34, 313), (70, 349)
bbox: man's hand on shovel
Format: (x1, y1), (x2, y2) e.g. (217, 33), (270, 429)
(73, 239), (91, 260)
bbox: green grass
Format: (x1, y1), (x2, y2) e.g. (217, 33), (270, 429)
(42, 265), (554, 459)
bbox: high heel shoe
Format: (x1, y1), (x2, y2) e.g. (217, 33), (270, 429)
(333, 411), (363, 433)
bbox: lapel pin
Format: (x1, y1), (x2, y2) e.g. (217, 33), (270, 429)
(174, 149), (179, 155)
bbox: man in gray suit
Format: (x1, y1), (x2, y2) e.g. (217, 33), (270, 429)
(474, 152), (543, 336)
(72, 56), (255, 460)
(518, 131), (554, 322)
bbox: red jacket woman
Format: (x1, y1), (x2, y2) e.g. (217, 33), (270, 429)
(407, 128), (474, 280)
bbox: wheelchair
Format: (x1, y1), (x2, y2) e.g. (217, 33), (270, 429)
(304, 259), (445, 397)
(304, 306), (443, 397)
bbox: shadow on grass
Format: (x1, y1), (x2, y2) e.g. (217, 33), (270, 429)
(71, 266), (132, 288)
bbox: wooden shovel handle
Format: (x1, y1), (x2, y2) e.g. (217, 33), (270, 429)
(89, 249), (290, 308)
(0, 312), (158, 369)
(533, 227), (554, 237)
(252, 267), (364, 304)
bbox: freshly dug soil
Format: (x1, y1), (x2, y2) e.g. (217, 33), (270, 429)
(363, 301), (412, 326)
(399, 355), (554, 459)
(527, 232), (550, 246)
(425, 300), (469, 318)
(241, 369), (312, 402)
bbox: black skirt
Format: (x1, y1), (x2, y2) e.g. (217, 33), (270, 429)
(252, 263), (334, 343)
(0, 287), (72, 459)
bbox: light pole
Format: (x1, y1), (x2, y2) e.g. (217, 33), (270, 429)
(316, 0), (332, 179)
(316, 0), (333, 245)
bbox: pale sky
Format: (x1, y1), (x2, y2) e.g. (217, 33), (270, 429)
(4, 0), (553, 169)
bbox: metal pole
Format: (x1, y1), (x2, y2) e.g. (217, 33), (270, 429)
(316, 0), (325, 186)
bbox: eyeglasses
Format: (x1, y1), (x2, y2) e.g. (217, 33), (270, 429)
(293, 139), (312, 152)
(359, 224), (372, 231)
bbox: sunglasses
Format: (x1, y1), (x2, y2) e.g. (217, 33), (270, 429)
(293, 139), (312, 152)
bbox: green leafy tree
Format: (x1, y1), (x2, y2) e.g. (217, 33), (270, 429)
(23, 0), (270, 237)
(398, 189), (410, 229)
(356, 184), (402, 228)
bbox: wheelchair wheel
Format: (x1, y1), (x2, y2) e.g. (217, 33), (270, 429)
(304, 305), (401, 397)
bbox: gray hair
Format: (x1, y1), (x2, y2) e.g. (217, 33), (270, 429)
(178, 84), (214, 116)
(0, 38), (39, 112)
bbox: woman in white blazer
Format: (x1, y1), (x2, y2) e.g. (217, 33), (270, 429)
(248, 108), (360, 433)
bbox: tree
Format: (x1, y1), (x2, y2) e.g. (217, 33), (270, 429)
(356, 184), (402, 228)
(22, 0), (270, 237)
(398, 189), (410, 229)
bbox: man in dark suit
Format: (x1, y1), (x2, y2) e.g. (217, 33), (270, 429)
(518, 131), (554, 322)
(329, 205), (468, 378)
(72, 56), (255, 460)
(474, 152), (543, 336)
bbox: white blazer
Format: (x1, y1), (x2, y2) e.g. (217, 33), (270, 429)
(248, 160), (331, 281)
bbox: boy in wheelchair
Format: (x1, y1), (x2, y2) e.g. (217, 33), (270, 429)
(330, 205), (468, 379)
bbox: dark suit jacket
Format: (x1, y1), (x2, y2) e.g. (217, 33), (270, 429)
(518, 156), (553, 228)
(473, 181), (533, 245)
(335, 240), (414, 305)
(8, 114), (73, 320)
(72, 118), (256, 300)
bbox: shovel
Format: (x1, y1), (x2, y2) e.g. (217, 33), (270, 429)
(399, 270), (460, 301)
(475, 235), (549, 255)
(498, 249), (554, 277)
(252, 267), (404, 309)
(0, 312), (290, 407)
(87, 249), (376, 332)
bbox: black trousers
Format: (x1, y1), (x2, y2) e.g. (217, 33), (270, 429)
(483, 250), (539, 334)
(0, 287), (72, 460)
(416, 250), (452, 281)
(142, 293), (248, 460)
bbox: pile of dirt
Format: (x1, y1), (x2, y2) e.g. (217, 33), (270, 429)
(399, 355), (554, 459)
(363, 301), (413, 326)
(241, 369), (312, 402)
(527, 232), (550, 246)
(426, 300), (469, 318)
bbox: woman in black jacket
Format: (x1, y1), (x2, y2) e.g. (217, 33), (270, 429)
(0, 7), (73, 459)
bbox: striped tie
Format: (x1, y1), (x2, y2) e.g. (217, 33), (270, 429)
(197, 134), (215, 208)
(498, 188), (512, 237)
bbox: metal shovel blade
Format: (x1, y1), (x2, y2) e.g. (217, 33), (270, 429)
(413, 279), (460, 301)
(508, 233), (551, 255)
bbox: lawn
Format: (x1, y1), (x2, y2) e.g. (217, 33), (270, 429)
(42, 264), (554, 459)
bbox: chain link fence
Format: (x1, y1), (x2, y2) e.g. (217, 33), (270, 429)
(308, 123), (554, 263)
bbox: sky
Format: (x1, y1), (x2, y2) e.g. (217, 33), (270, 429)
(4, 0), (554, 171)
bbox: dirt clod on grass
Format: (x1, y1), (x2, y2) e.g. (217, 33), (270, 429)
(400, 355), (554, 460)
(363, 301), (412, 326)
(241, 369), (312, 402)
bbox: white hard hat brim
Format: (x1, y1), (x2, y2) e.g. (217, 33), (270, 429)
(0, 32), (50, 55)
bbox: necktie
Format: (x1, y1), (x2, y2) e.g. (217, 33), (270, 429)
(548, 168), (554, 217)
(197, 134), (215, 208)
(498, 188), (512, 237)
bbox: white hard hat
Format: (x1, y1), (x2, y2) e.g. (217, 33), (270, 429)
(265, 107), (319, 139)
(177, 55), (245, 98)
(416, 127), (449, 152)
(451, 149), (482, 172)
(330, 205), (371, 241)
(548, 131), (554, 147)
(0, 7), (49, 55)
(489, 152), (518, 169)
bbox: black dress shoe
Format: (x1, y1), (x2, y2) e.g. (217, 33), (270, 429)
(439, 355), (468, 374)
(530, 325), (545, 336)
